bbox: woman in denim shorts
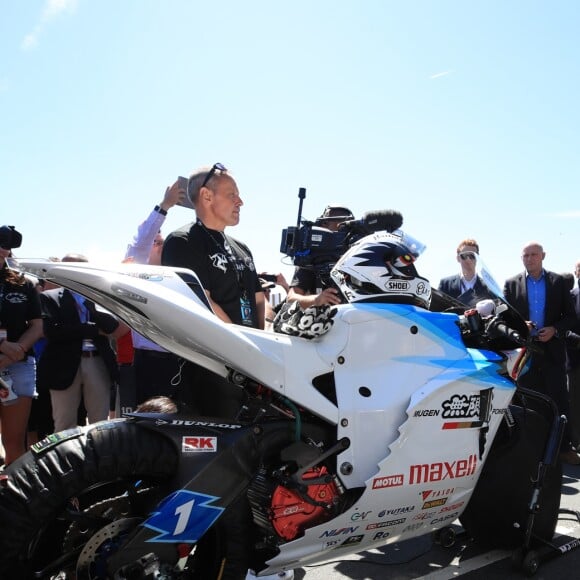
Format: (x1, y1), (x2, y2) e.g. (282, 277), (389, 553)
(0, 226), (43, 465)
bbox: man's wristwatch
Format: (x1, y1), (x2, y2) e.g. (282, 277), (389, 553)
(154, 205), (167, 216)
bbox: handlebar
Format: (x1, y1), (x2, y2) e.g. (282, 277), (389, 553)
(486, 317), (524, 345)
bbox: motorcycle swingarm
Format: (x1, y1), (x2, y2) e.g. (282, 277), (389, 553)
(106, 419), (296, 571)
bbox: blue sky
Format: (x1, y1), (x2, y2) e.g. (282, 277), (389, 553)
(2, 0), (579, 291)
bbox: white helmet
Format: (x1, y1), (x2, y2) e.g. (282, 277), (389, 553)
(330, 232), (431, 308)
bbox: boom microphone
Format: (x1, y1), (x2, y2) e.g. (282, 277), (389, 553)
(339, 210), (404, 234)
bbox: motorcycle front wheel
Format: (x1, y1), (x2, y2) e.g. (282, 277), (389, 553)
(460, 402), (562, 548)
(0, 420), (230, 579)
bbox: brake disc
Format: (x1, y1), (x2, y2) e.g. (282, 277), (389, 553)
(76, 516), (142, 579)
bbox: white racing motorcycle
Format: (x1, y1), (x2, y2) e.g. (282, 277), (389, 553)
(0, 214), (566, 579)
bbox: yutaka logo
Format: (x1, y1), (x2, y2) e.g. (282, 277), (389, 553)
(409, 454), (477, 484)
(182, 436), (217, 452)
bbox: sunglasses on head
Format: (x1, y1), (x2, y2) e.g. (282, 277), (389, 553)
(201, 162), (227, 189)
(459, 252), (476, 261)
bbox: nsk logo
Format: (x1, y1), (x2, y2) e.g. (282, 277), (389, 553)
(182, 436), (217, 452)
(372, 474), (404, 489)
(409, 454), (477, 484)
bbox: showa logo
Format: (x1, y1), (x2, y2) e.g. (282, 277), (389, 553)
(182, 436), (217, 452)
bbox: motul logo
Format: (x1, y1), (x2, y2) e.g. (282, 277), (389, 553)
(182, 436), (217, 452)
(372, 474), (404, 489)
(409, 455), (477, 484)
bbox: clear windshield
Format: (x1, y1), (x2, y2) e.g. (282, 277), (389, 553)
(431, 251), (506, 312)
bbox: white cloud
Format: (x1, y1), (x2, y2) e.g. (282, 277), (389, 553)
(430, 70), (454, 80)
(44, 0), (78, 19)
(21, 0), (78, 51)
(549, 210), (580, 218)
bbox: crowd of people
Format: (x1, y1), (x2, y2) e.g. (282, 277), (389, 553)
(1, 167), (580, 468)
(1, 163), (580, 578)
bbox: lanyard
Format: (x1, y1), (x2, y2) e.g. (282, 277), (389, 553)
(197, 220), (246, 291)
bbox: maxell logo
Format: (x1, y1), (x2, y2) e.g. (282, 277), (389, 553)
(182, 436), (217, 452)
(409, 454), (477, 484)
(372, 474), (404, 489)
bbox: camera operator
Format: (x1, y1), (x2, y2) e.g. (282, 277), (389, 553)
(287, 205), (354, 308)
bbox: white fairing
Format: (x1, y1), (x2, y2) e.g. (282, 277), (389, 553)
(19, 259), (516, 572)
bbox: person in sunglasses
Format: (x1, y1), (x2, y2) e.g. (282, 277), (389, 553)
(438, 238), (493, 306)
(162, 163), (265, 416)
(162, 164), (268, 579)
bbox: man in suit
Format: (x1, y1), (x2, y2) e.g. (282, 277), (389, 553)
(566, 261), (580, 446)
(504, 243), (579, 464)
(37, 253), (128, 432)
(438, 238), (493, 306)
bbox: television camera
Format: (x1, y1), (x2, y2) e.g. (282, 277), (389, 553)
(279, 188), (403, 282)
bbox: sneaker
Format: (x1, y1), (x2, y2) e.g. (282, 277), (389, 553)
(246, 570), (295, 579)
(560, 450), (580, 465)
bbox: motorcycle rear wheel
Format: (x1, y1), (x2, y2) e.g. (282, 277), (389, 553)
(0, 420), (230, 579)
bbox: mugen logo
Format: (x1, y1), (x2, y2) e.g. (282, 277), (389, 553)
(182, 436), (217, 452)
(409, 454), (477, 484)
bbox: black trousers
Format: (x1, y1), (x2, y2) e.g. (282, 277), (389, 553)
(133, 349), (181, 406)
(518, 356), (574, 451)
(177, 361), (246, 419)
(118, 363), (137, 414)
